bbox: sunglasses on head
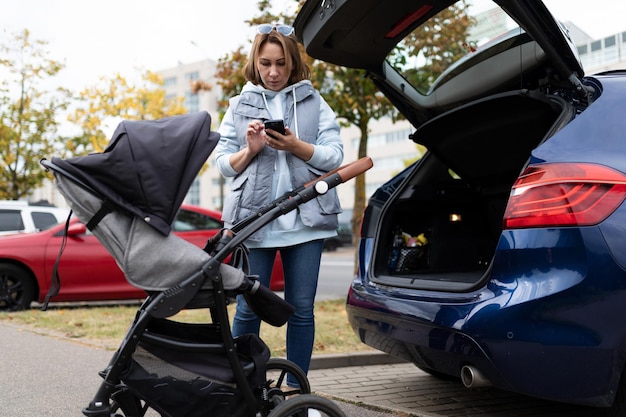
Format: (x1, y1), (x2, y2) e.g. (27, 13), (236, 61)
(256, 24), (294, 36)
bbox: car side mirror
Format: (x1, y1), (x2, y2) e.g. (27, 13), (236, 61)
(67, 222), (87, 236)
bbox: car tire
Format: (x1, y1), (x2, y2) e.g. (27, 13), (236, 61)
(0, 263), (35, 311)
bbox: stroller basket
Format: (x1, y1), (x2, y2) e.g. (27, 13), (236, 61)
(124, 318), (269, 417)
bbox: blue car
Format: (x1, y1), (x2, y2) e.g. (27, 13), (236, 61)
(295, 0), (626, 412)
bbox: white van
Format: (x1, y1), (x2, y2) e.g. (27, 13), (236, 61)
(0, 201), (70, 236)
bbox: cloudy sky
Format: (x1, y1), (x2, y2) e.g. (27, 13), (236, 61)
(2, 0), (279, 91)
(3, 0), (626, 94)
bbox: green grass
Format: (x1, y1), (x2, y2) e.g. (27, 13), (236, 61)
(0, 298), (374, 356)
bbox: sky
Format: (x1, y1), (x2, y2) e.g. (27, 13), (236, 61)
(1, 0), (284, 92)
(2, 0), (626, 95)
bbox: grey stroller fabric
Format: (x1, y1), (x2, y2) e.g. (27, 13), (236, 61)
(54, 169), (244, 291)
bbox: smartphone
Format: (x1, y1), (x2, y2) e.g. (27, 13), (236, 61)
(264, 119), (286, 138)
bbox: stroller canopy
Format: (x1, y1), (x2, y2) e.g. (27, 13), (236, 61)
(52, 111), (219, 236)
(42, 111), (247, 296)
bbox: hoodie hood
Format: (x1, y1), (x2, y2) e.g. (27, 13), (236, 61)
(241, 79), (313, 96)
(241, 80), (315, 138)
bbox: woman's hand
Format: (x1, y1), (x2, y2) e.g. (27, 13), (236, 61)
(264, 126), (314, 161)
(228, 120), (267, 173)
(246, 120), (266, 154)
(263, 126), (296, 152)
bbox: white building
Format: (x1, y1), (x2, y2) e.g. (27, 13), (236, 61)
(575, 28), (626, 72)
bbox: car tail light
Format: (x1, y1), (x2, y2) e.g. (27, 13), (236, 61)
(503, 163), (626, 229)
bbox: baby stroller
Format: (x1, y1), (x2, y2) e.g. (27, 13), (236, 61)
(40, 111), (372, 417)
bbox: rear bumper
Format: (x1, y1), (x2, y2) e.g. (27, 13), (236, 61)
(346, 280), (621, 407)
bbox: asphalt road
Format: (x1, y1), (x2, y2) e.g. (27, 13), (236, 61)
(263, 245), (355, 303)
(318, 245), (356, 301)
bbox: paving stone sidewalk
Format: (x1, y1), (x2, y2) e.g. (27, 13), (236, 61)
(306, 355), (607, 417)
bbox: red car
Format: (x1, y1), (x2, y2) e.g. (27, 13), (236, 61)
(0, 204), (284, 311)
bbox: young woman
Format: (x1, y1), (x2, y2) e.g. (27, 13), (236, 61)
(214, 23), (344, 381)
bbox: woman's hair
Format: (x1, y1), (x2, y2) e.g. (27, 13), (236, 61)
(244, 29), (311, 86)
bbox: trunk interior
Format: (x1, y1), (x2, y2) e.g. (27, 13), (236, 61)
(371, 90), (575, 291)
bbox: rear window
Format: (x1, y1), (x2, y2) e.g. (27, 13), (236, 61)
(173, 209), (222, 231)
(388, 1), (518, 94)
(0, 209), (25, 232)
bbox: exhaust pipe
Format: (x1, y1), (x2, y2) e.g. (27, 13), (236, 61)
(461, 365), (492, 388)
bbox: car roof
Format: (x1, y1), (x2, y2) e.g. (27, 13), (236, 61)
(0, 202), (71, 236)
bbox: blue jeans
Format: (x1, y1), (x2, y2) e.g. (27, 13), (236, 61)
(232, 239), (324, 382)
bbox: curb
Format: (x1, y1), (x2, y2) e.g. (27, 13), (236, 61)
(309, 351), (409, 370)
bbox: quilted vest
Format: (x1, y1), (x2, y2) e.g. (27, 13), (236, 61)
(221, 83), (340, 240)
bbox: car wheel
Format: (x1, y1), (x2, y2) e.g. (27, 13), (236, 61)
(0, 264), (35, 311)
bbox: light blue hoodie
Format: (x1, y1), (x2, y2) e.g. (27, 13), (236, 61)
(215, 80), (344, 247)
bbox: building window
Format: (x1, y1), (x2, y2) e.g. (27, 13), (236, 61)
(187, 178), (200, 205)
(591, 40), (601, 52)
(185, 71), (200, 82)
(605, 35), (616, 48)
(350, 127), (413, 150)
(185, 91), (199, 113)
(163, 76), (177, 87)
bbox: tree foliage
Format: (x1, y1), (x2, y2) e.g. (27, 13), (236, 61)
(0, 29), (71, 200)
(309, 63), (395, 241)
(212, 46), (249, 117)
(391, 2), (473, 92)
(68, 71), (187, 153)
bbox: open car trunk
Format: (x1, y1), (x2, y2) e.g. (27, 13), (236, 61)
(371, 89), (576, 291)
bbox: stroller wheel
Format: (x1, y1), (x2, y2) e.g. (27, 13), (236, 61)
(265, 358), (311, 406)
(266, 394), (346, 417)
(109, 387), (148, 417)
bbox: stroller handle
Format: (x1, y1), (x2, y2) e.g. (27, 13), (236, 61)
(304, 156), (373, 188)
(203, 156), (374, 326)
(333, 156), (373, 183)
(206, 156), (374, 266)
(211, 156), (374, 239)
(153, 156), (374, 322)
(342, 156), (373, 180)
